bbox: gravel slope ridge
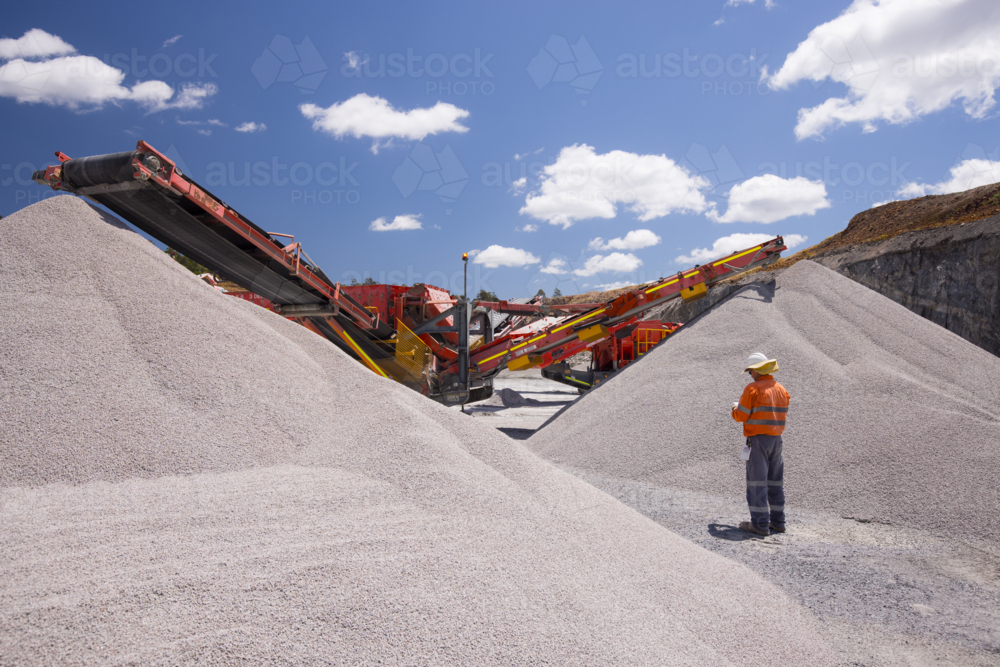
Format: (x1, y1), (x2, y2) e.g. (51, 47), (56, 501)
(0, 196), (836, 665)
(529, 260), (1000, 545)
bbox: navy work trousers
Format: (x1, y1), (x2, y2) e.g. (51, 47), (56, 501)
(746, 434), (785, 530)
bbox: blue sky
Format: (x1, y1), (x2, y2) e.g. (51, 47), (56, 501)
(2, 0), (998, 298)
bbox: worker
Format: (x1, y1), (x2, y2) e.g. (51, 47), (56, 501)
(731, 352), (789, 536)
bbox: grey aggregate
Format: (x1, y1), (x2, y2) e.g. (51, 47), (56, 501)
(0, 197), (838, 666)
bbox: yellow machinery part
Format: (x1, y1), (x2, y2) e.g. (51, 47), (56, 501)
(681, 281), (708, 303)
(508, 354), (544, 372)
(377, 319), (431, 384)
(578, 323), (610, 344)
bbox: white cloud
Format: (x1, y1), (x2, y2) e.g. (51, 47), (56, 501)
(472, 245), (540, 268)
(588, 229), (661, 251)
(343, 51), (366, 70)
(0, 48), (217, 112)
(520, 144), (713, 228)
(514, 148), (544, 160)
(713, 17), (726, 26)
(510, 177), (527, 195)
(0, 29), (74, 60)
(369, 214), (423, 232)
(139, 81), (217, 112)
(300, 93), (470, 154)
(235, 121), (267, 133)
(675, 233), (808, 265)
(197, 129), (211, 136)
(178, 117), (226, 127)
(515, 223), (538, 233)
(573, 252), (642, 276)
(539, 258), (568, 274)
(162, 35), (182, 48)
(708, 174), (830, 224)
(898, 158), (1000, 197)
(765, 0), (1000, 140)
(726, 0), (775, 7)
(166, 83), (217, 110)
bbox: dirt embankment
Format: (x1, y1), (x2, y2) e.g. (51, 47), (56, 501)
(547, 286), (634, 306)
(768, 182), (1000, 271)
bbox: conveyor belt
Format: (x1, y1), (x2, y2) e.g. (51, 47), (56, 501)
(61, 152), (326, 307)
(48, 149), (397, 365)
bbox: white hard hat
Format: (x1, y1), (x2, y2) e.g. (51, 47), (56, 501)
(742, 352), (779, 375)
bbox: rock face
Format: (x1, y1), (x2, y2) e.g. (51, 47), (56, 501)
(810, 214), (1000, 356)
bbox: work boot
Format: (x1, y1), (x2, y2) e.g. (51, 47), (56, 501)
(769, 523), (786, 533)
(739, 521), (768, 536)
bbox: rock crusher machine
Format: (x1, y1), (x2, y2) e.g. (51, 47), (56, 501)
(34, 142), (787, 405)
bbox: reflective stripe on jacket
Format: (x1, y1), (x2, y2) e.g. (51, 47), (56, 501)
(731, 375), (790, 436)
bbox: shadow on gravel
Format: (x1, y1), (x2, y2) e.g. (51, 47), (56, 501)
(708, 523), (763, 541)
(497, 427), (536, 440)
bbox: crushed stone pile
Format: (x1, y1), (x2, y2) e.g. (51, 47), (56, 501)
(0, 196), (837, 666)
(529, 261), (1000, 544)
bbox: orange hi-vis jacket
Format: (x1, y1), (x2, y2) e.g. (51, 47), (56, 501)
(732, 375), (790, 437)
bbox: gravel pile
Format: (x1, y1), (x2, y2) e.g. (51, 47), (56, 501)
(530, 261), (1000, 544)
(0, 196), (836, 665)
